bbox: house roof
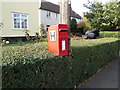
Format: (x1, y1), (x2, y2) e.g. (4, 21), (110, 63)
(40, 1), (59, 13)
(40, 1), (81, 19)
(71, 10), (81, 19)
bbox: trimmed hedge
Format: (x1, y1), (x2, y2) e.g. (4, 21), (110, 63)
(2, 43), (73, 88)
(71, 38), (119, 85)
(100, 31), (120, 38)
(2, 38), (119, 88)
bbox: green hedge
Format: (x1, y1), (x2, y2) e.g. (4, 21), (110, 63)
(71, 38), (119, 85)
(2, 38), (119, 88)
(100, 31), (120, 38)
(2, 43), (74, 88)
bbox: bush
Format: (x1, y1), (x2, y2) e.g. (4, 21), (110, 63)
(70, 18), (77, 32)
(100, 31), (120, 38)
(23, 30), (31, 42)
(2, 57), (73, 88)
(2, 42), (74, 88)
(2, 38), (119, 88)
(71, 38), (119, 85)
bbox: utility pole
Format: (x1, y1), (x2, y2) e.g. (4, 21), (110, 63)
(59, 0), (71, 54)
(59, 0), (71, 25)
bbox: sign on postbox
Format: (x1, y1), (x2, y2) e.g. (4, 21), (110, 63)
(48, 24), (68, 56)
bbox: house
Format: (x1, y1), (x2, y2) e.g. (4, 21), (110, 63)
(39, 1), (82, 31)
(1, 1), (40, 39)
(1, 0), (81, 40)
(0, 2), (2, 35)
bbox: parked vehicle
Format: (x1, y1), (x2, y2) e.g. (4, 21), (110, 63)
(83, 30), (100, 39)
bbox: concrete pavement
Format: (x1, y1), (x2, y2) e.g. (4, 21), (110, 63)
(79, 59), (119, 88)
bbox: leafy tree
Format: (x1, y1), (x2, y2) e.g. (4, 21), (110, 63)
(77, 17), (94, 33)
(40, 24), (47, 37)
(70, 18), (77, 32)
(77, 21), (84, 29)
(83, 1), (120, 31)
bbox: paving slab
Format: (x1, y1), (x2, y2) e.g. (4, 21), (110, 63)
(80, 59), (119, 88)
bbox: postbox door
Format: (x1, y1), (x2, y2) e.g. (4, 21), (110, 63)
(59, 38), (68, 56)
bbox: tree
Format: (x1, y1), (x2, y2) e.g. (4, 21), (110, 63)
(40, 24), (47, 37)
(70, 18), (77, 32)
(77, 17), (94, 33)
(83, 1), (120, 31)
(77, 21), (84, 29)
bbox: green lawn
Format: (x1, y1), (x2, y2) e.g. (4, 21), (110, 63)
(3, 37), (118, 48)
(71, 38), (119, 47)
(2, 37), (119, 66)
(2, 42), (56, 66)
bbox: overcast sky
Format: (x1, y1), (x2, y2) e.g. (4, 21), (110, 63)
(46, 0), (119, 17)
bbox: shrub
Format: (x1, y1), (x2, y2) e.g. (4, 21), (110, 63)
(40, 24), (47, 38)
(2, 38), (119, 88)
(70, 18), (77, 33)
(71, 38), (119, 85)
(23, 30), (31, 42)
(34, 32), (44, 42)
(2, 42), (74, 88)
(100, 31), (120, 38)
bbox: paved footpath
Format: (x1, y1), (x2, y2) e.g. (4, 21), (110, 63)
(79, 59), (119, 88)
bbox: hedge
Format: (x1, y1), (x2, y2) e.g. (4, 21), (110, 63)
(100, 31), (120, 38)
(71, 38), (119, 85)
(2, 43), (73, 88)
(2, 38), (119, 88)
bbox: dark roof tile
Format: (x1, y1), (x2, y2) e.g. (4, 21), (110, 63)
(40, 1), (59, 13)
(40, 1), (81, 19)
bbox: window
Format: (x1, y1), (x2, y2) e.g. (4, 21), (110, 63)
(46, 25), (50, 31)
(12, 12), (28, 30)
(46, 11), (51, 18)
(55, 13), (58, 19)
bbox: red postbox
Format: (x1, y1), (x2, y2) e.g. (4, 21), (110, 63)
(48, 24), (69, 56)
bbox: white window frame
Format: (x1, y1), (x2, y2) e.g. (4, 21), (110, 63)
(55, 13), (58, 19)
(12, 12), (28, 30)
(46, 11), (51, 18)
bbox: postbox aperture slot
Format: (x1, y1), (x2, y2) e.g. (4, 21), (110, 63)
(59, 29), (68, 32)
(60, 30), (68, 32)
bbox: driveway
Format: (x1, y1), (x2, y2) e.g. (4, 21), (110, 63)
(79, 59), (119, 88)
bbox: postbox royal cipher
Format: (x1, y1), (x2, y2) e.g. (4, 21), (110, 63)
(48, 24), (69, 56)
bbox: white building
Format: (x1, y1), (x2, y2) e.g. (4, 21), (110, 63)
(39, 1), (82, 31)
(1, 0), (82, 40)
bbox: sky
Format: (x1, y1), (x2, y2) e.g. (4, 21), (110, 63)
(46, 0), (119, 17)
